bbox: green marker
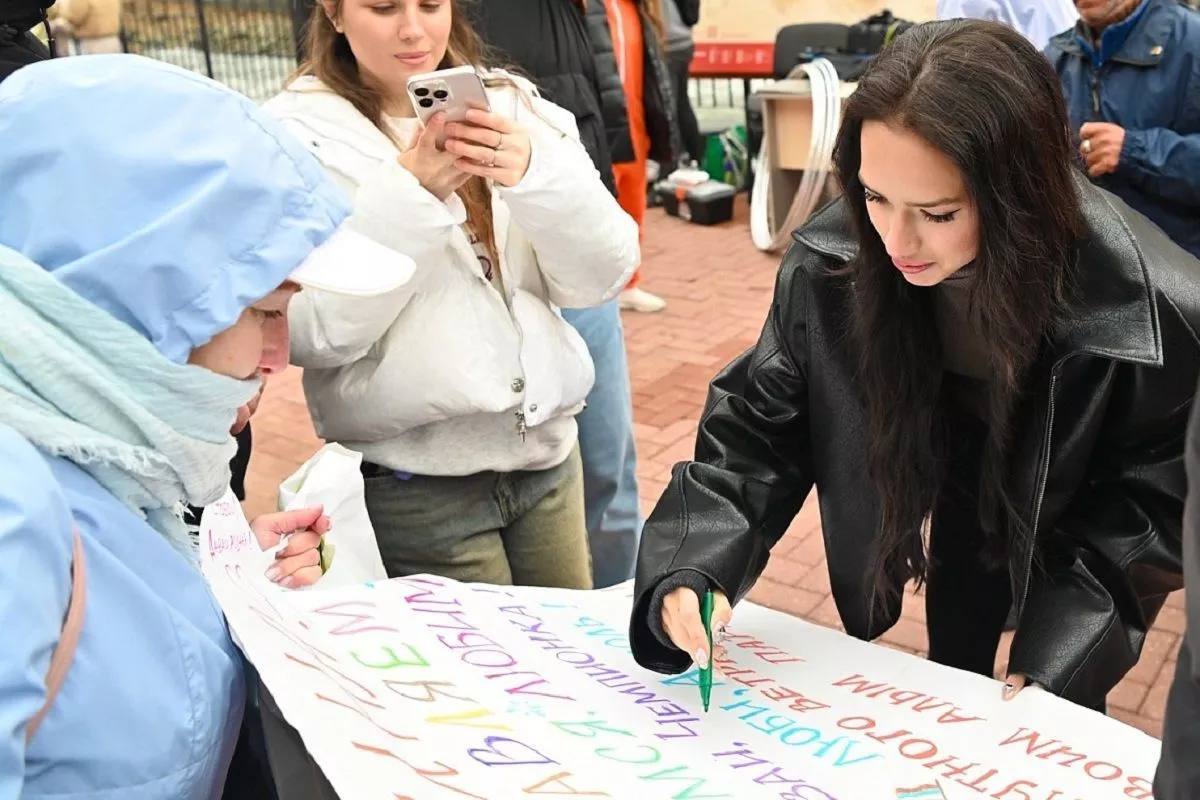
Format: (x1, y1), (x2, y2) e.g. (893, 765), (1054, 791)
(699, 590), (714, 713)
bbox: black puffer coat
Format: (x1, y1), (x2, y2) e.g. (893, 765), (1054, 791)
(631, 179), (1200, 710)
(585, 0), (679, 165)
(470, 0), (618, 194)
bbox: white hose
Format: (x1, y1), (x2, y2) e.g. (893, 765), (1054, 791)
(750, 58), (842, 252)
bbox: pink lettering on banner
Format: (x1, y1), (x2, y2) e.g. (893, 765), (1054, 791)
(830, 675), (985, 725)
(997, 728), (1153, 792)
(404, 590), (576, 702)
(203, 495), (254, 558)
(313, 601), (401, 636)
(721, 633), (805, 665)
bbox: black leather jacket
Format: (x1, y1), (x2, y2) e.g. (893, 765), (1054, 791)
(631, 179), (1200, 709)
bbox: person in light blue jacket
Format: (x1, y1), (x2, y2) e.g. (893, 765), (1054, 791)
(0, 55), (413, 799)
(937, 0), (1078, 49)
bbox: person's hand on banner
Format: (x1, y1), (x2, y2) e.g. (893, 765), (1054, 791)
(1002, 672), (1045, 700)
(251, 506), (332, 589)
(662, 586), (733, 669)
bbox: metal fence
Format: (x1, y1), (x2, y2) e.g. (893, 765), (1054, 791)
(121, 0), (753, 112)
(122, 0), (298, 102)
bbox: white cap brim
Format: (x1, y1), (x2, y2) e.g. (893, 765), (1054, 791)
(288, 225), (415, 296)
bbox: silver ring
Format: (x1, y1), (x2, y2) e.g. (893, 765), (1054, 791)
(1081, 138), (1092, 154)
(488, 151), (497, 168)
(496, 133), (504, 151)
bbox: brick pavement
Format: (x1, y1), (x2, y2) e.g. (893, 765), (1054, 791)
(246, 197), (1179, 738)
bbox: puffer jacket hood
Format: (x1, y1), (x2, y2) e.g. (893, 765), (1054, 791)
(0, 54), (351, 363)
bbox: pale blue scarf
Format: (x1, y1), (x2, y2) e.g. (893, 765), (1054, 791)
(0, 249), (260, 558)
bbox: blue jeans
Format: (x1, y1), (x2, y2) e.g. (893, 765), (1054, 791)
(562, 300), (642, 588)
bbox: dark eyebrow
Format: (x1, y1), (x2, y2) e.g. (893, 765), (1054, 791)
(859, 177), (962, 208)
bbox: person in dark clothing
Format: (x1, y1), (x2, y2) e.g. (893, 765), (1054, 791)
(1046, 0), (1200, 259)
(662, 0), (704, 163)
(0, 1), (53, 83)
(471, 0), (646, 590)
(1156, 384), (1200, 798)
(630, 19), (1198, 714)
(469, 0), (618, 193)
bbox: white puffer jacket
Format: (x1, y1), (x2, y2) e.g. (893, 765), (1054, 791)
(265, 74), (639, 476)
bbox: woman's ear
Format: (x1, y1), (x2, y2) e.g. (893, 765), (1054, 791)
(320, 1), (342, 32)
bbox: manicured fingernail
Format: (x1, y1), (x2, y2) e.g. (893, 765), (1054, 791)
(265, 564), (282, 581)
(280, 576), (296, 589)
(694, 648), (709, 668)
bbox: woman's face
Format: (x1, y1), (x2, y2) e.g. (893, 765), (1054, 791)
(327, 0), (453, 106)
(858, 120), (980, 288)
(187, 284), (299, 381)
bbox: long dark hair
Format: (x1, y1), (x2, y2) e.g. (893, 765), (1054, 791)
(831, 20), (1084, 611)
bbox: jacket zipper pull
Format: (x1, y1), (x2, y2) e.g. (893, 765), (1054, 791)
(1091, 71), (1101, 116)
(515, 411), (527, 442)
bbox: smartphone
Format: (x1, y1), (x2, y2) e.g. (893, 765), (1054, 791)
(406, 65), (491, 145)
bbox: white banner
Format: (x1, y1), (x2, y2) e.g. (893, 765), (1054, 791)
(201, 490), (1160, 800)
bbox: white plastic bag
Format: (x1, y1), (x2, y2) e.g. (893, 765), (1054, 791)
(277, 443), (387, 587)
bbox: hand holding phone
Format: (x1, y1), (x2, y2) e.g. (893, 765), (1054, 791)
(406, 65), (491, 147)
(404, 66), (532, 188)
(444, 108), (533, 188)
(397, 113), (471, 201)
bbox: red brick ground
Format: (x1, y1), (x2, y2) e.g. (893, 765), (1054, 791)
(246, 197), (1179, 738)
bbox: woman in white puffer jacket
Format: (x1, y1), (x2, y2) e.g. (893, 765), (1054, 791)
(265, 0), (639, 592)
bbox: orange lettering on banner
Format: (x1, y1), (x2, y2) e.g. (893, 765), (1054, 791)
(316, 692), (417, 740)
(287, 652), (384, 709)
(353, 742), (488, 800)
(523, 771), (613, 796)
(386, 679), (476, 704)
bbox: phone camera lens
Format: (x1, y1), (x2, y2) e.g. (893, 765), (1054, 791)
(414, 87), (430, 97)
(433, 89), (449, 100)
(418, 98), (434, 108)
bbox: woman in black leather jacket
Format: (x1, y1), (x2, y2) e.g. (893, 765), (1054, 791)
(630, 18), (1200, 712)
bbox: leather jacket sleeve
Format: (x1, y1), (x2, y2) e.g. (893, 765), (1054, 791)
(1009, 357), (1188, 707)
(629, 246), (816, 673)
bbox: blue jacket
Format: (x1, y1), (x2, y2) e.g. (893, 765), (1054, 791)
(0, 427), (246, 799)
(1046, 0), (1200, 259)
(0, 56), (349, 798)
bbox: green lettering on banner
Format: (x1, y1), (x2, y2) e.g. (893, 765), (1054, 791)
(638, 765), (734, 799)
(352, 644), (429, 670)
(552, 714), (636, 740)
(596, 744), (662, 765)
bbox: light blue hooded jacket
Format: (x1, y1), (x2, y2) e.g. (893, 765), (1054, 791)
(0, 55), (350, 798)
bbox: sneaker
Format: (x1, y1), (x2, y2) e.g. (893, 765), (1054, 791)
(619, 287), (667, 313)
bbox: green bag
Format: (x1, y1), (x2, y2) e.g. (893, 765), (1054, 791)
(703, 124), (749, 188)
